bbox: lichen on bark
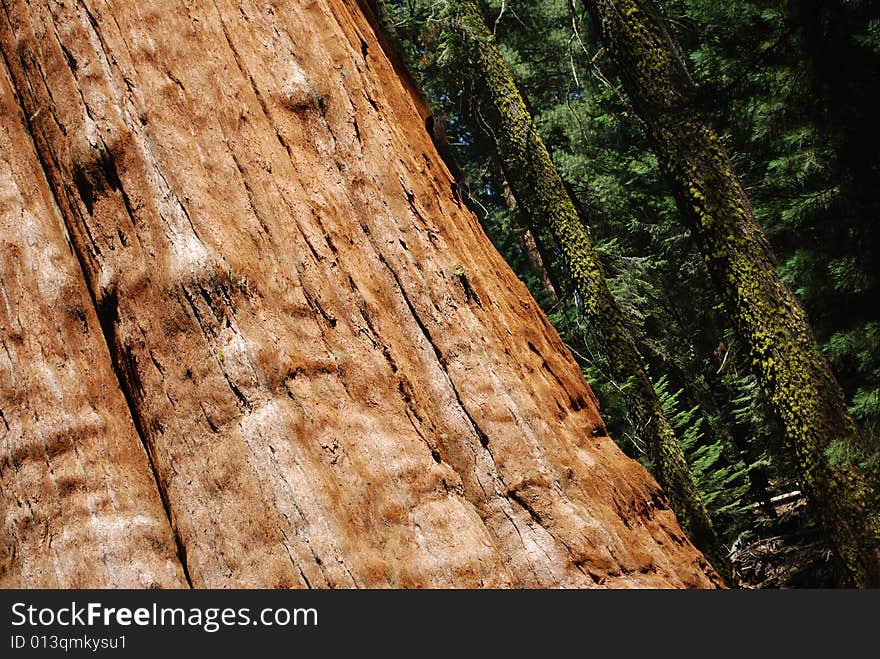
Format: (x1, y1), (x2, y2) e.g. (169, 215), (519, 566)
(583, 0), (880, 586)
(445, 0), (728, 578)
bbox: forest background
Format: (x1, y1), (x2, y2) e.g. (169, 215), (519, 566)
(375, 0), (880, 587)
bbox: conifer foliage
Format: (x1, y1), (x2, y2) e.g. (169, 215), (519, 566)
(378, 0), (879, 586)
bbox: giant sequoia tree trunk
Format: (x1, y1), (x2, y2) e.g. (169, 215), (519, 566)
(0, 63), (187, 588)
(583, 0), (880, 586)
(444, 1), (727, 577)
(0, 0), (721, 588)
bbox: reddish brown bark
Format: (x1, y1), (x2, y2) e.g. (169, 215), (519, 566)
(0, 0), (721, 588)
(0, 59), (186, 587)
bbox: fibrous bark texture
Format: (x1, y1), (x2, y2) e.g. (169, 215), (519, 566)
(0, 60), (186, 587)
(0, 0), (721, 588)
(445, 0), (726, 576)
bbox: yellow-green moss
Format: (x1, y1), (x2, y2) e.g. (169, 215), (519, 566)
(586, 0), (880, 585)
(449, 0), (729, 577)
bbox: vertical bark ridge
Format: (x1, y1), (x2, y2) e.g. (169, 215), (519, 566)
(443, 0), (728, 578)
(0, 51), (187, 588)
(0, 0), (722, 588)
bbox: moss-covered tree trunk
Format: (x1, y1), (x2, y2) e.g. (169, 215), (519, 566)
(582, 0), (880, 586)
(490, 158), (560, 301)
(446, 0), (728, 578)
